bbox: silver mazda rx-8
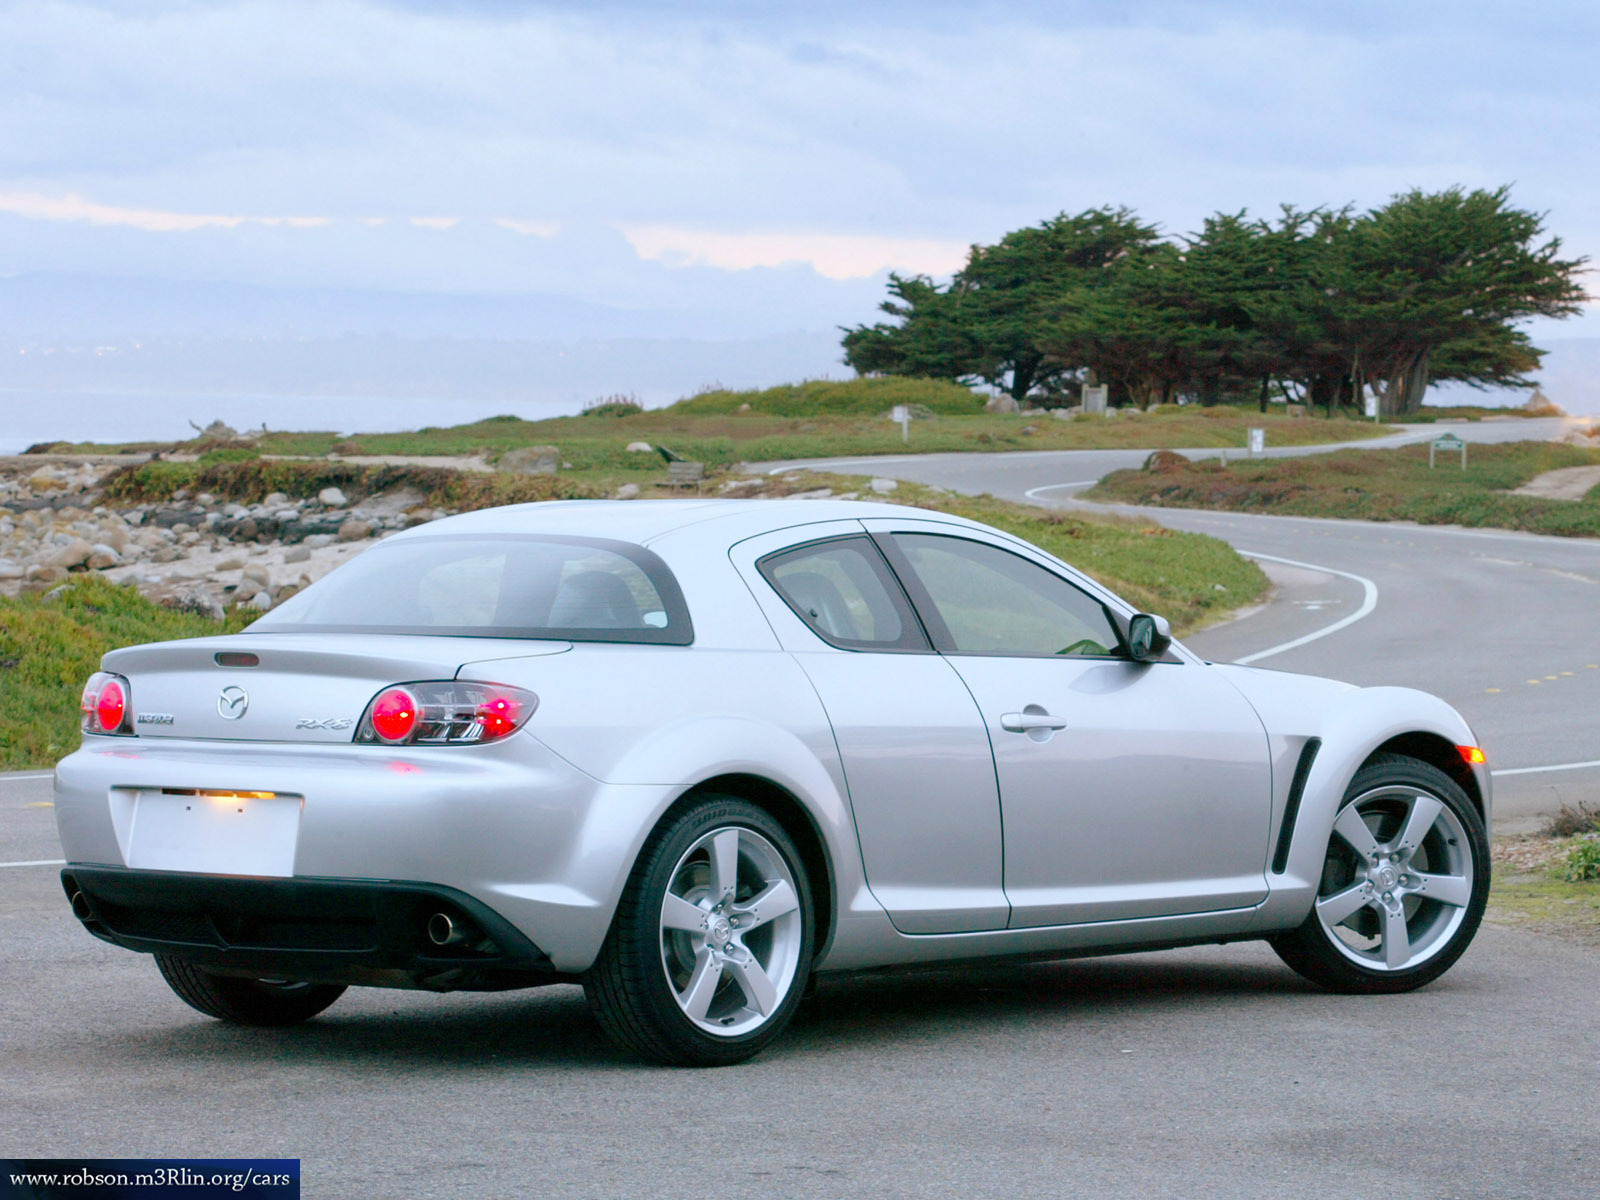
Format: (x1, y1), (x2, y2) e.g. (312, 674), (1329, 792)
(54, 499), (1491, 1065)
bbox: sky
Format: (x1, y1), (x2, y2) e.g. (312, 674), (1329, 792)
(1, 0), (1597, 415)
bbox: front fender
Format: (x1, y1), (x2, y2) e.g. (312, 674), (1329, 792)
(1244, 683), (1485, 935)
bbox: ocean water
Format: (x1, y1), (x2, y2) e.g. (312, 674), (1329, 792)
(0, 389), (590, 456)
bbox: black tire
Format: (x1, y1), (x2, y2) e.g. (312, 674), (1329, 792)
(585, 794), (815, 1066)
(155, 955), (346, 1026)
(1272, 753), (1489, 994)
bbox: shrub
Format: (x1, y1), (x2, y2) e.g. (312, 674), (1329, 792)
(1543, 802), (1600, 839)
(583, 394), (646, 418)
(1558, 838), (1600, 882)
(669, 377), (985, 417)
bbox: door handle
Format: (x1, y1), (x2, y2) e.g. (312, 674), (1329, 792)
(1000, 710), (1069, 733)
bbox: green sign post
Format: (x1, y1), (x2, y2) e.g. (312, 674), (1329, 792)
(1429, 433), (1467, 470)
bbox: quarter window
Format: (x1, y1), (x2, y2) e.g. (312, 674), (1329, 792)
(759, 537), (927, 651)
(890, 533), (1124, 658)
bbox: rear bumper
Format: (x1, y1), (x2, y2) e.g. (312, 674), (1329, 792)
(63, 866), (568, 991)
(53, 736), (680, 973)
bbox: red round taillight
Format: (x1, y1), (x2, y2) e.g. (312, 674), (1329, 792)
(95, 679), (126, 733)
(369, 688), (418, 743)
(478, 694), (521, 740)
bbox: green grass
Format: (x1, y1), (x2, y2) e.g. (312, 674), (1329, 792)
(1, 471), (1265, 770)
(1489, 859), (1600, 943)
(1088, 441), (1600, 536)
(0, 575), (256, 770)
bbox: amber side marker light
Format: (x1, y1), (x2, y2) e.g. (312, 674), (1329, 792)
(1457, 745), (1487, 765)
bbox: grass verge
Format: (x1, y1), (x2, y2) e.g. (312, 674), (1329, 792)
(1489, 836), (1600, 943)
(1088, 441), (1600, 536)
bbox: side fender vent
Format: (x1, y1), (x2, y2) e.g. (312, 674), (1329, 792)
(1272, 737), (1322, 875)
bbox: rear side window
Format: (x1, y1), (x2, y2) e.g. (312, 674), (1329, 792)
(758, 536), (927, 651)
(251, 535), (692, 644)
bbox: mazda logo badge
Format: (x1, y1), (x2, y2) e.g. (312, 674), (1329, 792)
(218, 686), (249, 720)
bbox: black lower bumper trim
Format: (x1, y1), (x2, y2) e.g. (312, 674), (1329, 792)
(62, 866), (564, 990)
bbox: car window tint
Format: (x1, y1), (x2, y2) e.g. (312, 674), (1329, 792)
(893, 533), (1123, 657)
(251, 535), (690, 644)
(760, 538), (927, 651)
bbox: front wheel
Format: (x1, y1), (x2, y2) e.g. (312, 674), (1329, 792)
(155, 956), (346, 1026)
(1272, 753), (1489, 994)
(585, 795), (814, 1066)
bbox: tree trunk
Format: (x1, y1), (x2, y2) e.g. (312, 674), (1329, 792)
(1258, 377), (1269, 414)
(1310, 372), (1339, 418)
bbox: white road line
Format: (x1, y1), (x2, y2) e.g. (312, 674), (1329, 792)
(1023, 481), (1098, 501)
(2, 773), (54, 782)
(1492, 760), (1600, 777)
(0, 859), (65, 869)
(1231, 552), (1380, 665)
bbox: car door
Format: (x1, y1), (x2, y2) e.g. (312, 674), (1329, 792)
(863, 518), (1273, 929)
(730, 523), (1008, 934)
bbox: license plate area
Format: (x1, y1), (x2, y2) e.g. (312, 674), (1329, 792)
(125, 788), (302, 877)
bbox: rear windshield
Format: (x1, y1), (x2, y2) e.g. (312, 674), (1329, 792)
(250, 534), (693, 644)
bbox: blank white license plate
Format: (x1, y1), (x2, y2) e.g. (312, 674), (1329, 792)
(126, 790), (302, 877)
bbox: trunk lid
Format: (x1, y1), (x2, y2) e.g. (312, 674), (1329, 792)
(101, 633), (571, 743)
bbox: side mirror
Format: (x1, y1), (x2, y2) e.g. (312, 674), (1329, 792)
(1127, 613), (1172, 662)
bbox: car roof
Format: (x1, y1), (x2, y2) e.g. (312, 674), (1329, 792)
(397, 498), (990, 547)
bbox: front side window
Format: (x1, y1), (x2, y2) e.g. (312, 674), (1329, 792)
(759, 537), (927, 651)
(251, 535), (692, 644)
(890, 533), (1124, 658)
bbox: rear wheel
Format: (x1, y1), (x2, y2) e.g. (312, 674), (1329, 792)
(1272, 753), (1489, 994)
(155, 955), (346, 1026)
(585, 795), (814, 1066)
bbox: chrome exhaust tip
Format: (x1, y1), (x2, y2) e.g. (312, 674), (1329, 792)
(69, 891), (92, 921)
(427, 911), (469, 946)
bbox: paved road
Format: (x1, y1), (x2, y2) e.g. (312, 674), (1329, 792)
(780, 417), (1600, 829)
(6, 416), (1599, 1197)
(2, 771), (1597, 1199)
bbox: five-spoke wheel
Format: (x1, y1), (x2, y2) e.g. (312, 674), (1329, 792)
(585, 795), (814, 1066)
(1273, 753), (1489, 993)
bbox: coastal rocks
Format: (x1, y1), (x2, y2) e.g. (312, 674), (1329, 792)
(46, 539), (96, 570)
(337, 519), (373, 542)
(318, 487), (348, 506)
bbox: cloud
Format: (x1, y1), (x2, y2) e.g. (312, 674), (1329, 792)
(494, 218), (561, 237)
(0, 191), (331, 232)
(622, 225), (967, 279)
(408, 216), (460, 230)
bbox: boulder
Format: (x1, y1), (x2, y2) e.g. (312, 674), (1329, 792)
(499, 445), (560, 475)
(86, 545), (122, 570)
(283, 545), (312, 564)
(264, 492), (290, 507)
(304, 534), (336, 550)
(869, 478), (898, 494)
(626, 442), (654, 454)
(337, 519), (373, 542)
(984, 395), (1021, 414)
(614, 483), (641, 499)
(1143, 449), (1191, 473)
(27, 469), (64, 492)
(241, 565), (272, 589)
(25, 564), (68, 584)
(318, 487), (349, 507)
(45, 539), (94, 570)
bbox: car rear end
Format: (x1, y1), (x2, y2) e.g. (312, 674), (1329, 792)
(54, 527), (700, 987)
